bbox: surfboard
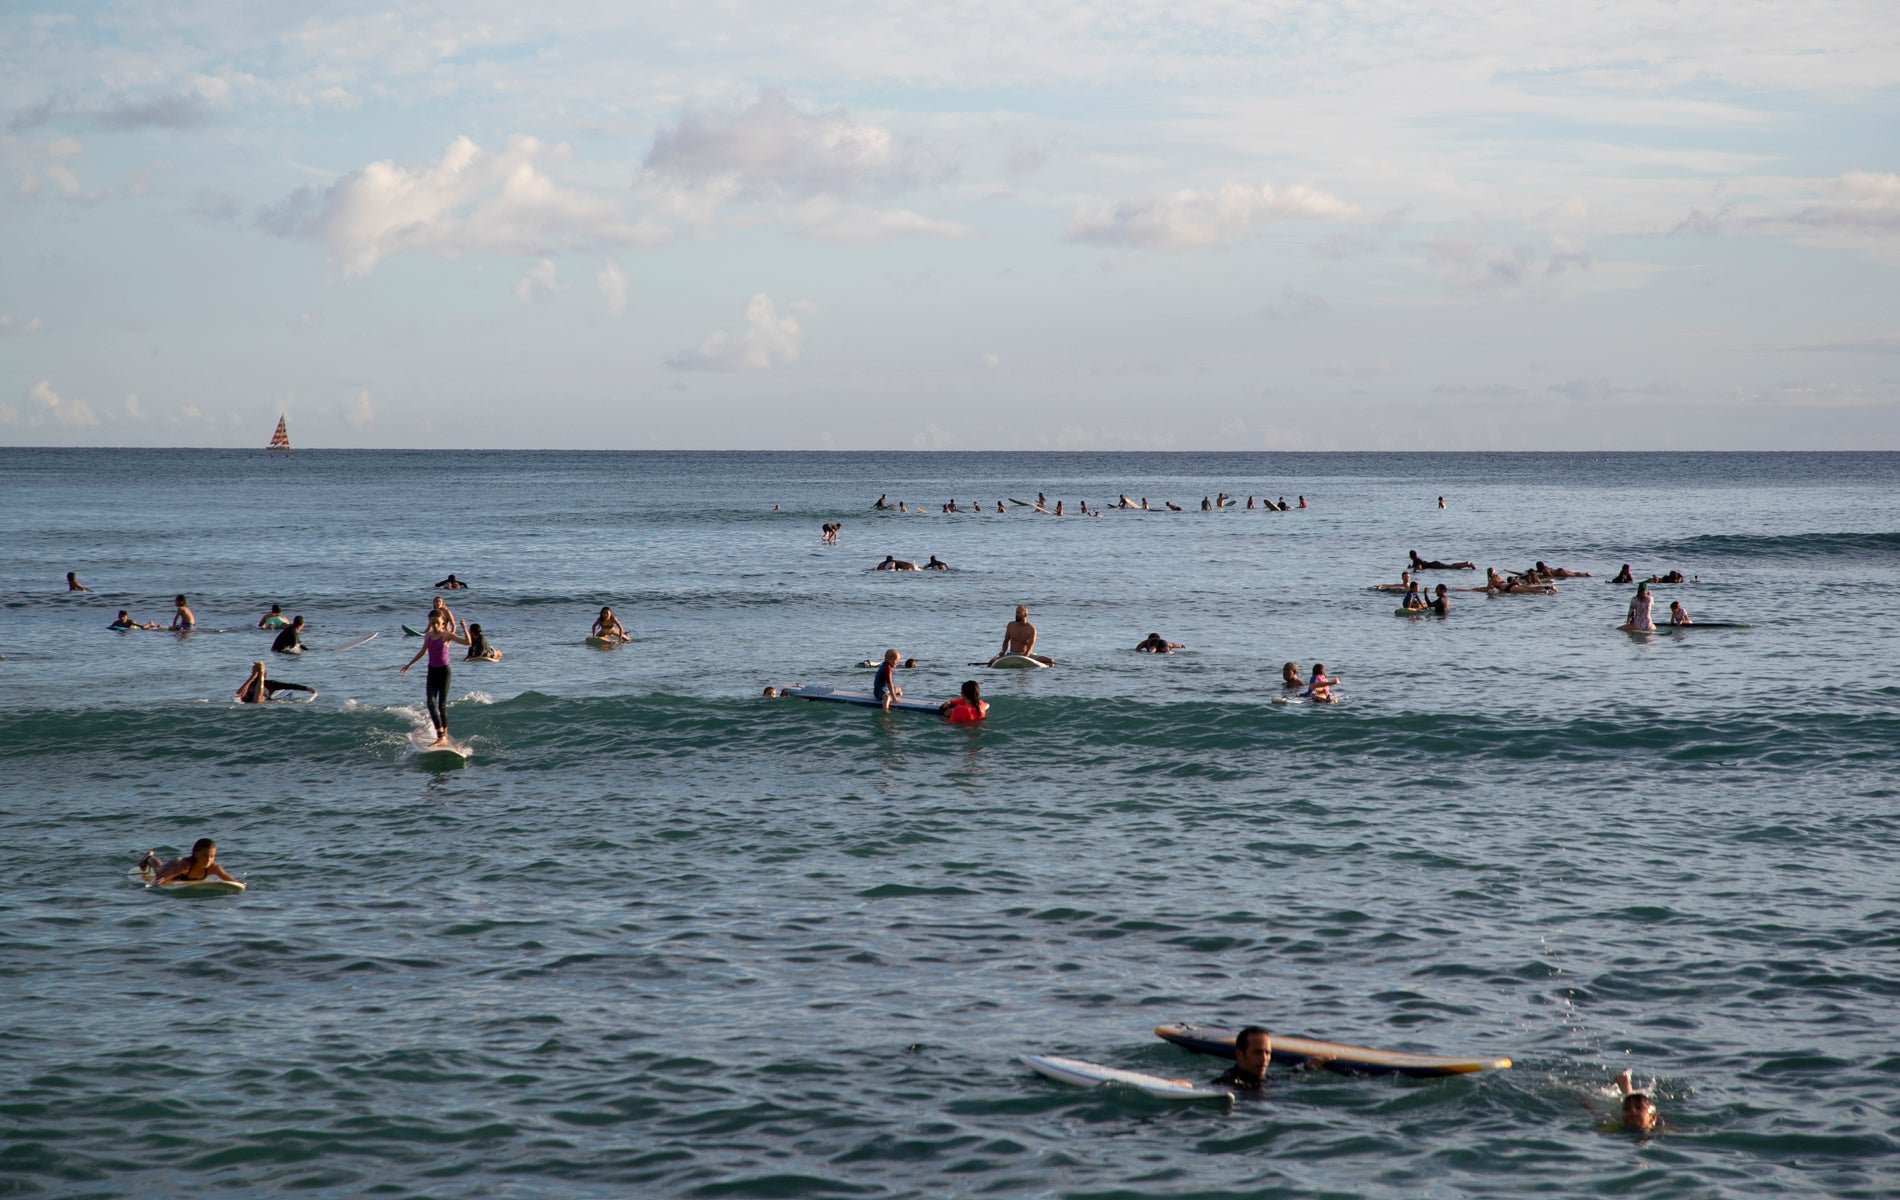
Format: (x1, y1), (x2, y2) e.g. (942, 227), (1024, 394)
(331, 633), (378, 652)
(783, 685), (949, 715)
(275, 644), (303, 655)
(1154, 1023), (1511, 1077)
(1658, 622), (1749, 629)
(409, 733), (472, 764)
(989, 654), (1047, 669)
(402, 624), (423, 638)
(270, 687), (318, 702)
(1021, 1055), (1232, 1101)
(467, 648), (502, 661)
(138, 868), (246, 897)
(585, 635), (620, 649)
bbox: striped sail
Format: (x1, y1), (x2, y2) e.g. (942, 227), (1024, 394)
(268, 416), (291, 449)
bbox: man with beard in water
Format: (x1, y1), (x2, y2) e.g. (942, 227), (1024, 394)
(1209, 1027), (1334, 1093)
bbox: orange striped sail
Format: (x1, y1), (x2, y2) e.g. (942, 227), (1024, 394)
(268, 416), (291, 450)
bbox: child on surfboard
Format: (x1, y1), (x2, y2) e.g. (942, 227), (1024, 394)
(874, 649), (904, 712)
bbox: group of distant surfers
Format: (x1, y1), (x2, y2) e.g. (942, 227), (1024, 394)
(870, 491), (1307, 515)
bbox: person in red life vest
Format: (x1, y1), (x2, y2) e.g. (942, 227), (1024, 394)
(940, 679), (988, 723)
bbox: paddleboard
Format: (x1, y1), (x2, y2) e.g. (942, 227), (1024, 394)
(784, 685), (948, 715)
(585, 635), (620, 649)
(402, 624), (423, 638)
(1658, 622), (1749, 629)
(989, 654), (1047, 669)
(408, 733), (472, 764)
(1021, 1055), (1232, 1101)
(1154, 1023), (1511, 1077)
(331, 633), (379, 652)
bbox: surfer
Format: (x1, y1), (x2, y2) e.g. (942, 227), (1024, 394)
(1202, 496), (1212, 511)
(271, 615), (305, 654)
(258, 604), (289, 629)
(1165, 502), (1182, 511)
(1304, 663), (1341, 695)
(1211, 1027), (1272, 1091)
(1298, 496), (1307, 508)
(236, 660), (314, 703)
(1401, 579), (1426, 610)
(139, 838), (239, 886)
(1536, 560), (1591, 579)
(591, 607), (630, 643)
(110, 610), (160, 630)
(170, 595), (195, 631)
(1611, 564), (1634, 584)
(995, 605), (1054, 666)
(1438, 496), (1446, 509)
(1134, 633), (1184, 653)
(1429, 584), (1450, 615)
(1374, 570), (1415, 594)
(434, 574), (468, 589)
(66, 571), (89, 592)
(1409, 551), (1475, 571)
(872, 494), (889, 509)
(1282, 662), (1304, 688)
(940, 680), (988, 723)
(821, 523), (841, 545)
(1669, 601), (1692, 626)
(399, 612), (470, 747)
(465, 623), (499, 660)
(429, 595), (458, 632)
(924, 555), (949, 570)
(1623, 582), (1656, 631)
(873, 649), (904, 712)
(1649, 570), (1688, 584)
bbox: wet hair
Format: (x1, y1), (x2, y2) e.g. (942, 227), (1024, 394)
(1235, 1025), (1271, 1051)
(469, 623), (483, 635)
(762, 686), (778, 698)
(1148, 632), (1160, 640)
(903, 658), (918, 668)
(292, 615), (304, 627)
(191, 837), (216, 855)
(1312, 663), (1325, 676)
(598, 606), (612, 617)
(269, 603), (282, 612)
(175, 595), (187, 604)
(961, 680), (981, 703)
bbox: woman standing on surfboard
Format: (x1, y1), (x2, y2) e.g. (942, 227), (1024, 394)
(399, 611), (469, 747)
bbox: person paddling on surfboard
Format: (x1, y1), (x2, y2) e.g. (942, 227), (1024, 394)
(139, 838), (239, 886)
(1134, 632), (1184, 653)
(434, 574), (468, 589)
(236, 660), (315, 703)
(400, 611), (470, 747)
(258, 603), (290, 630)
(994, 605), (1054, 667)
(873, 649), (904, 712)
(110, 610), (160, 630)
(1409, 550), (1475, 571)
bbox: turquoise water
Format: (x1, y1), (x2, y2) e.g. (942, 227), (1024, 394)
(2, 449), (1897, 1198)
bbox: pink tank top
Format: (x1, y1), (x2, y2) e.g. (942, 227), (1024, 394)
(426, 634), (451, 668)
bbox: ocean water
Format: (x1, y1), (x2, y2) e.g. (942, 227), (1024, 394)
(2, 448), (1897, 1199)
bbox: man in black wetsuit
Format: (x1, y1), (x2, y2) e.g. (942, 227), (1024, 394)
(1212, 1026), (1273, 1091)
(271, 615), (305, 654)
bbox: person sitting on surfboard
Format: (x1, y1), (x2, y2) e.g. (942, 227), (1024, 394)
(1134, 633), (1184, 653)
(873, 649), (904, 712)
(271, 615), (305, 654)
(591, 607), (630, 643)
(940, 680), (987, 723)
(139, 838), (239, 886)
(1612, 564), (1635, 584)
(434, 574), (468, 589)
(995, 605), (1054, 667)
(464, 623), (500, 660)
(1410, 550), (1475, 571)
(236, 660), (315, 703)
(1303, 663), (1340, 696)
(258, 603), (289, 630)
(1282, 662), (1304, 688)
(1668, 600), (1691, 626)
(1401, 580), (1426, 610)
(66, 571), (89, 592)
(110, 610), (160, 630)
(170, 595), (195, 631)
(1624, 582), (1656, 631)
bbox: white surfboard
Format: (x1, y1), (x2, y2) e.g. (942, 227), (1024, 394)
(137, 867), (246, 896)
(989, 654), (1048, 669)
(408, 733), (472, 764)
(331, 633), (379, 652)
(1021, 1054), (1232, 1101)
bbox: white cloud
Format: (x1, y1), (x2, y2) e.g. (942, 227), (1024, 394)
(1067, 182), (1354, 251)
(792, 201), (977, 245)
(597, 258), (628, 316)
(666, 293), (807, 372)
(912, 422), (958, 449)
(1786, 172), (1900, 234)
(124, 393), (144, 419)
(2, 135), (86, 199)
(644, 90), (948, 209)
(513, 258), (566, 302)
(981, 352), (1001, 368)
(264, 135), (667, 275)
(22, 379), (97, 426)
(341, 390), (374, 426)
(0, 315), (44, 335)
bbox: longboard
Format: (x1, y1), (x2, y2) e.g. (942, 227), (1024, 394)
(402, 624), (424, 637)
(784, 685), (948, 715)
(409, 733), (472, 764)
(138, 868), (245, 897)
(1658, 622), (1749, 629)
(1021, 1054), (1232, 1101)
(330, 633), (378, 652)
(1155, 1023), (1510, 1077)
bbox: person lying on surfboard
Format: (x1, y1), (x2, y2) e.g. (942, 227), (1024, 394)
(1409, 550), (1475, 570)
(1134, 633), (1184, 653)
(1533, 560), (1591, 579)
(1611, 564), (1635, 584)
(434, 574), (468, 589)
(464, 623), (500, 660)
(110, 610), (160, 630)
(139, 838), (239, 886)
(236, 660), (315, 703)
(590, 607), (630, 643)
(994, 605), (1055, 666)
(924, 556), (949, 570)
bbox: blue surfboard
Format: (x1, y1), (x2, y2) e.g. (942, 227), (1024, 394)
(784, 685), (949, 714)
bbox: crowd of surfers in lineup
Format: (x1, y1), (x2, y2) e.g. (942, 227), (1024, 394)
(70, 494), (1679, 1128)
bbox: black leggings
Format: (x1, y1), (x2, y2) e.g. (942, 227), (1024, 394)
(426, 665), (451, 734)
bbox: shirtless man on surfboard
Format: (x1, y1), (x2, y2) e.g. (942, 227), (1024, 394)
(994, 605), (1054, 666)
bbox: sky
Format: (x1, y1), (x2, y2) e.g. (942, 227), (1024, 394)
(1, 0), (1897, 450)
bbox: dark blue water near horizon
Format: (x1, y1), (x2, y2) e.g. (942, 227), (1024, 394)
(3, 448), (1898, 1198)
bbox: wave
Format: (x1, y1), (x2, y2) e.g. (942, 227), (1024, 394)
(1642, 531), (1900, 563)
(3, 692), (1892, 775)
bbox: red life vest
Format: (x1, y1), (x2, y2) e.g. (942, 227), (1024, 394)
(944, 699), (988, 724)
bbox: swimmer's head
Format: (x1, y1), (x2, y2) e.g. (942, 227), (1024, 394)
(762, 686), (778, 698)
(1621, 1091), (1658, 1133)
(903, 658), (918, 668)
(1436, 584), (1447, 595)
(1234, 1026), (1272, 1076)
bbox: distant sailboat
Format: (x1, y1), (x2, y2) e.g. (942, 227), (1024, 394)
(268, 415), (291, 451)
